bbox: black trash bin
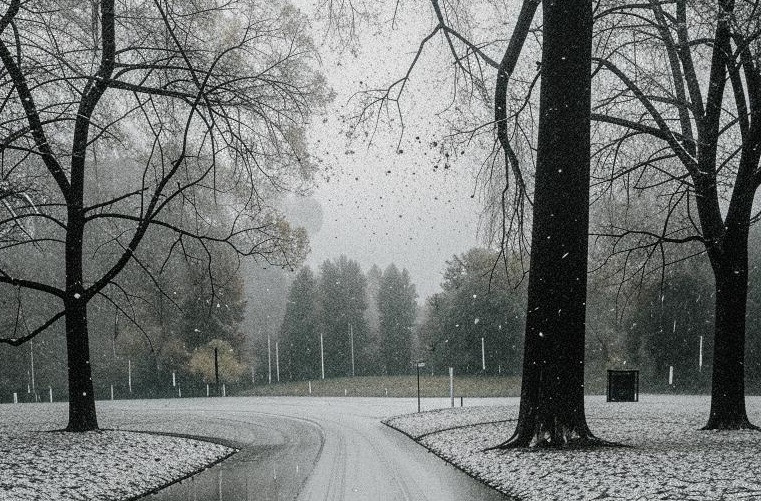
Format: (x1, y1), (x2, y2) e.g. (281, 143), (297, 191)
(607, 369), (639, 402)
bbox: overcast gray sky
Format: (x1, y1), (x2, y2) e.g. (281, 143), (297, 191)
(294, 1), (486, 300)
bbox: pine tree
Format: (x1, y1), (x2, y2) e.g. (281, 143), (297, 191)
(378, 264), (417, 375)
(279, 267), (320, 381)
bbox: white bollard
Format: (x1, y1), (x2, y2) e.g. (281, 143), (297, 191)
(206, 384), (210, 397)
(13, 392), (18, 404)
(49, 387), (52, 403)
(110, 385), (114, 400)
(669, 366), (674, 385)
(222, 384), (226, 397)
(449, 367), (455, 408)
(308, 381), (312, 395)
(344, 388), (347, 396)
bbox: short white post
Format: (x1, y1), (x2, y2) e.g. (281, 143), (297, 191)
(13, 392), (18, 404)
(275, 342), (280, 382)
(110, 385), (114, 400)
(48, 386), (52, 403)
(699, 336), (704, 372)
(308, 381), (312, 395)
(206, 384), (210, 397)
(344, 388), (347, 396)
(222, 384), (226, 397)
(172, 371), (176, 387)
(481, 337), (486, 371)
(267, 335), (272, 384)
(349, 323), (355, 377)
(449, 367), (454, 408)
(178, 384), (182, 398)
(128, 359), (132, 394)
(669, 365), (674, 385)
(320, 332), (325, 380)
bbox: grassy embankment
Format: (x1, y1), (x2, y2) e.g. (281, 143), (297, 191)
(239, 370), (612, 398)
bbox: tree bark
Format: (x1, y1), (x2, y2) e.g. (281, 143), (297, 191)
(704, 218), (756, 430)
(64, 205), (98, 432)
(64, 298), (98, 431)
(499, 0), (597, 448)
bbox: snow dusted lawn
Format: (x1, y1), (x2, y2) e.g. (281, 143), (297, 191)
(385, 394), (761, 500)
(0, 404), (235, 501)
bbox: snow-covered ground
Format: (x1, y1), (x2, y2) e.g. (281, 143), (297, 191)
(385, 394), (761, 500)
(0, 404), (235, 501)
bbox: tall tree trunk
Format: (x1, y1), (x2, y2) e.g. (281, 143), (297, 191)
(65, 298), (98, 431)
(499, 0), (596, 448)
(64, 208), (98, 432)
(704, 222), (755, 430)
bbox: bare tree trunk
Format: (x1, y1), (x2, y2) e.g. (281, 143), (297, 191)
(64, 207), (98, 432)
(499, 0), (598, 448)
(704, 221), (756, 430)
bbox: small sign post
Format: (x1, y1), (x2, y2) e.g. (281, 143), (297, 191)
(416, 362), (425, 413)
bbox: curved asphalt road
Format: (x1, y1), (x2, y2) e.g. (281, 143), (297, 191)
(99, 396), (508, 500)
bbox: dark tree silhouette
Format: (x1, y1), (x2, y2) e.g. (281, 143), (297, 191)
(497, 0), (597, 448)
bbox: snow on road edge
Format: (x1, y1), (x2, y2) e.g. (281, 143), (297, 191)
(0, 430), (236, 501)
(384, 395), (761, 500)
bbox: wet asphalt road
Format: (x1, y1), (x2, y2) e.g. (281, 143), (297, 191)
(98, 396), (508, 501)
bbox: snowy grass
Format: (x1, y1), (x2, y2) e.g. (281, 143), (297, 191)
(385, 394), (761, 500)
(0, 403), (235, 501)
(242, 374), (524, 397)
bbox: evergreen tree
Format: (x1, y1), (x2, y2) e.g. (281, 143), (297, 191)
(420, 249), (524, 375)
(319, 256), (369, 377)
(279, 266), (320, 381)
(378, 264), (417, 375)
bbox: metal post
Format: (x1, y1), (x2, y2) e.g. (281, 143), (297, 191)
(350, 323), (355, 377)
(48, 386), (52, 403)
(481, 337), (486, 372)
(128, 359), (132, 394)
(275, 341), (280, 382)
(699, 336), (703, 372)
(417, 363), (421, 413)
(110, 385), (114, 401)
(172, 371), (176, 387)
(449, 367), (454, 408)
(30, 340), (36, 401)
(214, 347), (220, 395)
(320, 332), (325, 380)
(267, 335), (272, 384)
(669, 365), (674, 385)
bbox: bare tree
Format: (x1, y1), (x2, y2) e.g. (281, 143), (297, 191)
(320, 0), (612, 447)
(592, 0), (761, 429)
(0, 0), (327, 431)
